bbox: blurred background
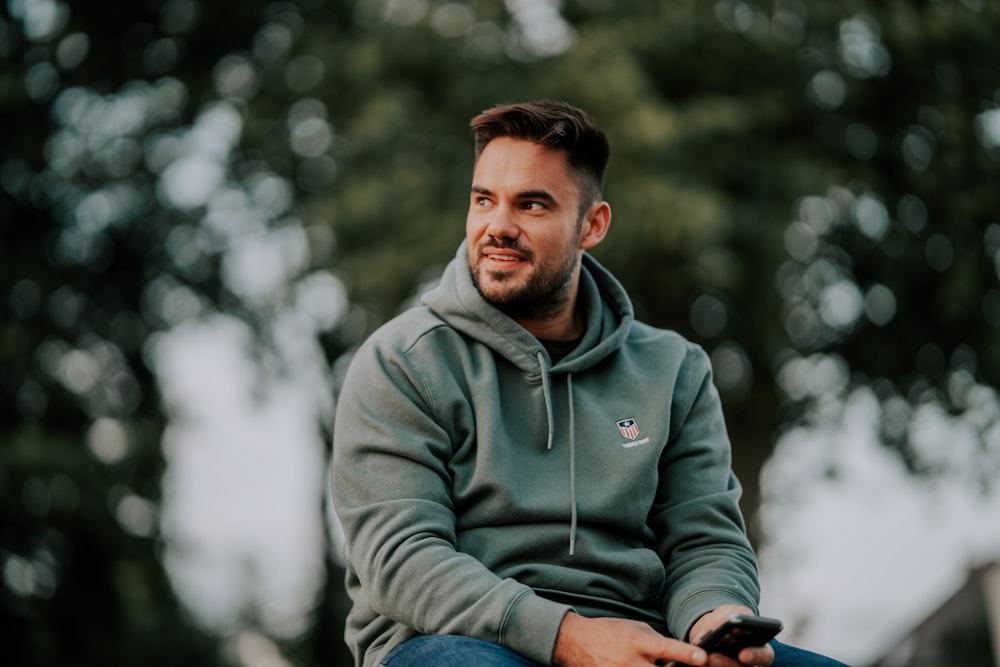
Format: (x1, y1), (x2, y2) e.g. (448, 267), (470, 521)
(2, 1), (1000, 665)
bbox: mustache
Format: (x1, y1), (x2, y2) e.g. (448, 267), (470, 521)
(479, 238), (533, 258)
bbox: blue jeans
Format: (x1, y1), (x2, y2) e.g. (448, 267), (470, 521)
(379, 634), (850, 667)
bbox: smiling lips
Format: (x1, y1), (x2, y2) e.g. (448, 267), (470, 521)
(485, 252), (522, 264)
(480, 243), (531, 267)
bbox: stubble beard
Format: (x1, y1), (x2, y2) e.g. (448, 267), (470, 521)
(471, 239), (579, 321)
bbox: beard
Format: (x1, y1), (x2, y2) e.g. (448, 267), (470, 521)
(470, 237), (579, 321)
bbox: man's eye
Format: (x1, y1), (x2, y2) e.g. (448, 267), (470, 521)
(523, 201), (545, 212)
(475, 197), (493, 207)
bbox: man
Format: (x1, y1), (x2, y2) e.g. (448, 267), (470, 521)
(332, 101), (847, 667)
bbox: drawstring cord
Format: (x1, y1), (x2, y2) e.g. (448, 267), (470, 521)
(567, 373), (577, 556)
(536, 352), (578, 556)
(538, 352), (555, 451)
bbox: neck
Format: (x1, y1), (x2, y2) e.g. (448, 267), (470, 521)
(517, 301), (583, 341)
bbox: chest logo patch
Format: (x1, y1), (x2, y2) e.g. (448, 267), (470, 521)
(616, 418), (641, 441)
(616, 418), (651, 448)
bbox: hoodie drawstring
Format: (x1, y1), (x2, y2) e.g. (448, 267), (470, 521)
(538, 352), (555, 451)
(566, 373), (577, 556)
(536, 352), (578, 556)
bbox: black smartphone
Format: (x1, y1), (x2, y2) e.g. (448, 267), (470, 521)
(660, 613), (783, 666)
(698, 613), (783, 657)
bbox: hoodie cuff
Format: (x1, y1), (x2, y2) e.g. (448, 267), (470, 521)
(500, 591), (574, 666)
(670, 588), (759, 641)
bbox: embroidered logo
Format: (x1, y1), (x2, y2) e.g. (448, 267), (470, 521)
(617, 418), (640, 441)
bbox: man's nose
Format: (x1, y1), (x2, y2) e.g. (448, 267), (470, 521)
(485, 204), (519, 239)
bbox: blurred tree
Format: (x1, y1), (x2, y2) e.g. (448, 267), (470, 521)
(0, 0), (352, 664)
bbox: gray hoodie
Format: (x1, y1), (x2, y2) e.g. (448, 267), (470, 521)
(332, 242), (759, 667)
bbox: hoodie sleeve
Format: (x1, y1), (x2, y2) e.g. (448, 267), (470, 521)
(649, 343), (761, 640)
(331, 336), (572, 665)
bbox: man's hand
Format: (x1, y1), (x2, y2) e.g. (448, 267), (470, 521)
(687, 605), (775, 667)
(552, 612), (707, 667)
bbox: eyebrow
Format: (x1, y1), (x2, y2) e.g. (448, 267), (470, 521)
(471, 185), (560, 206)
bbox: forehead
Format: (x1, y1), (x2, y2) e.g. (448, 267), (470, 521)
(473, 137), (578, 195)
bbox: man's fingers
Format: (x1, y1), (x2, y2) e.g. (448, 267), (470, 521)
(687, 644), (773, 667)
(654, 640), (707, 667)
(737, 643), (775, 667)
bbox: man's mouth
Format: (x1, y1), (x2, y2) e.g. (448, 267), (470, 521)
(484, 252), (522, 262)
(480, 242), (530, 264)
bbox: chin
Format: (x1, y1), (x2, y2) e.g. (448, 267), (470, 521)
(479, 284), (517, 305)
(476, 278), (520, 305)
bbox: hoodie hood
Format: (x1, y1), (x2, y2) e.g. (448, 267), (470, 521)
(421, 240), (634, 377)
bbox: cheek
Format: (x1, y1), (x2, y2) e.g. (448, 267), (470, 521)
(466, 209), (494, 243)
(466, 214), (486, 249)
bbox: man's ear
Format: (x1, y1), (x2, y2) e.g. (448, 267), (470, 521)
(579, 201), (611, 250)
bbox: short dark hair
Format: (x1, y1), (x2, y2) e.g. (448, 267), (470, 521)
(470, 101), (610, 213)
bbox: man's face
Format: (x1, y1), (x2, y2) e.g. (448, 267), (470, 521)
(466, 137), (588, 320)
